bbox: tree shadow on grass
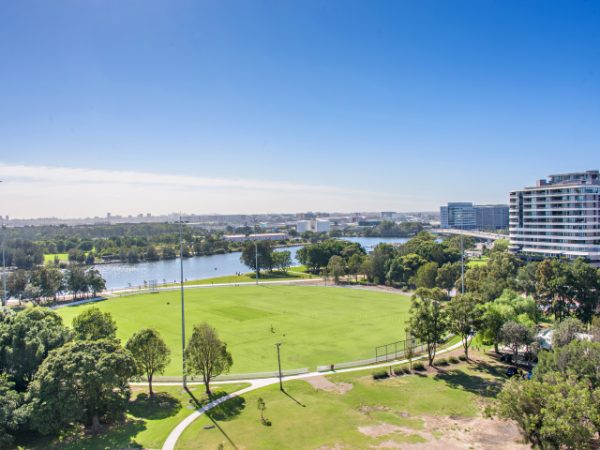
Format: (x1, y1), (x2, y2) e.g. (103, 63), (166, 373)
(18, 419), (148, 450)
(128, 392), (182, 420)
(433, 370), (502, 398)
(185, 388), (246, 421)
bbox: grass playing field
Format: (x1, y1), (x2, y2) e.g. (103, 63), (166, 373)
(43, 253), (69, 263)
(56, 286), (412, 375)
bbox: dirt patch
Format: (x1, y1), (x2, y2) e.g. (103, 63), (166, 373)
(358, 423), (407, 438)
(316, 444), (345, 450)
(388, 415), (528, 449)
(305, 376), (353, 394)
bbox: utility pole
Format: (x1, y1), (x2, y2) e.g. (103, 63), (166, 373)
(460, 231), (465, 294)
(179, 215), (187, 388)
(253, 216), (259, 285)
(275, 342), (283, 391)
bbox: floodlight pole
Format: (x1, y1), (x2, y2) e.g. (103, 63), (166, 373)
(460, 232), (464, 294)
(253, 216), (259, 285)
(275, 342), (283, 391)
(179, 215), (187, 388)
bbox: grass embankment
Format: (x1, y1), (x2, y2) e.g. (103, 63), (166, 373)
(56, 286), (412, 375)
(177, 354), (511, 449)
(467, 256), (489, 268)
(19, 383), (249, 450)
(43, 253), (69, 263)
(168, 266), (317, 287)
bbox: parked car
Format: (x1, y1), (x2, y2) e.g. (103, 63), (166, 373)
(500, 353), (512, 363)
(505, 367), (518, 378)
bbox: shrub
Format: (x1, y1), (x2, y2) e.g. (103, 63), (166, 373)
(449, 356), (460, 364)
(436, 358), (449, 366)
(393, 365), (409, 376)
(412, 362), (426, 371)
(458, 355), (468, 361)
(372, 369), (389, 380)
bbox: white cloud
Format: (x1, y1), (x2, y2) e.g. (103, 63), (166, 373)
(0, 163), (403, 218)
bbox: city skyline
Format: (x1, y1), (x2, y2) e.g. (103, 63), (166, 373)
(1, 1), (599, 217)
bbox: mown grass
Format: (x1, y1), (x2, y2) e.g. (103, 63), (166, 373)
(43, 253), (69, 263)
(177, 359), (504, 449)
(167, 267), (316, 287)
(17, 383), (249, 450)
(56, 286), (412, 375)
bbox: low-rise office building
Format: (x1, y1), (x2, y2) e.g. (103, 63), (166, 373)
(509, 170), (600, 264)
(441, 202), (508, 230)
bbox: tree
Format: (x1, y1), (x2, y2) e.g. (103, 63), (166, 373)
(535, 340), (600, 389)
(446, 293), (480, 359)
(240, 241), (273, 273)
(65, 265), (88, 299)
(412, 262), (438, 289)
(500, 320), (534, 365)
(86, 268), (106, 297)
(72, 307), (117, 341)
(435, 262), (461, 293)
(0, 375), (23, 448)
(407, 288), (447, 366)
(29, 340), (136, 434)
(551, 317), (584, 348)
(0, 307), (71, 391)
(327, 255), (345, 284)
(126, 328), (171, 397)
(32, 266), (64, 302)
(570, 258), (600, 324)
(185, 323), (233, 395)
(536, 259), (573, 321)
(272, 250), (292, 273)
(516, 262), (538, 297)
(6, 269), (28, 302)
(496, 373), (600, 449)
(347, 253), (364, 282)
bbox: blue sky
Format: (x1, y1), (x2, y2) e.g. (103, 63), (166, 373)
(1, 0), (599, 217)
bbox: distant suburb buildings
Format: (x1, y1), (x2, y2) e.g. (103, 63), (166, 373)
(440, 203), (508, 230)
(509, 170), (600, 264)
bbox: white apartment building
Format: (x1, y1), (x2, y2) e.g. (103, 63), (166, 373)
(509, 170), (600, 264)
(315, 219), (331, 233)
(296, 220), (311, 233)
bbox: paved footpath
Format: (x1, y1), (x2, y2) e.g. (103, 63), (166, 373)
(160, 339), (464, 450)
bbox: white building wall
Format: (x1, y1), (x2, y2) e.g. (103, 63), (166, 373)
(315, 219), (331, 233)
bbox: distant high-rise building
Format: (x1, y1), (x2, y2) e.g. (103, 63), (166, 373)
(474, 205), (509, 230)
(510, 170), (600, 264)
(440, 203), (477, 229)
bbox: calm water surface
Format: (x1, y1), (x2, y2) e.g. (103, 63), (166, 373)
(96, 237), (409, 289)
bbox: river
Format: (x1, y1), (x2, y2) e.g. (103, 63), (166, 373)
(95, 237), (409, 289)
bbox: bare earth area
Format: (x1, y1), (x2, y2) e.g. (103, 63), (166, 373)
(305, 375), (354, 394)
(362, 414), (527, 449)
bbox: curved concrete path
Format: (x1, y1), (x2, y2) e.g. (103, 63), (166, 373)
(161, 339), (464, 450)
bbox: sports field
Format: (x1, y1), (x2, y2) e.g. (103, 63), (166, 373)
(56, 286), (411, 375)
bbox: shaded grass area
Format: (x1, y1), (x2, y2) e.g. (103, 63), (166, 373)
(17, 383), (249, 450)
(177, 358), (506, 449)
(467, 256), (489, 267)
(56, 286), (412, 375)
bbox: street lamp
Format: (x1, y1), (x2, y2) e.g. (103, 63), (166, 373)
(179, 215), (187, 388)
(275, 342), (283, 391)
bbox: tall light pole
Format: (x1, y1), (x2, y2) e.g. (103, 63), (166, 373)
(179, 215), (187, 388)
(253, 216), (259, 285)
(460, 230), (465, 294)
(275, 342), (283, 391)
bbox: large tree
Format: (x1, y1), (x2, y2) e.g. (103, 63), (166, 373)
(347, 253), (365, 283)
(446, 293), (480, 359)
(412, 262), (438, 289)
(240, 241), (274, 273)
(185, 323), (233, 395)
(86, 268), (106, 297)
(272, 250), (292, 273)
(0, 375), (23, 448)
(72, 307), (117, 341)
(0, 307), (71, 391)
(327, 255), (346, 284)
(126, 328), (171, 397)
(29, 340), (136, 435)
(500, 320), (534, 366)
(407, 288), (447, 366)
